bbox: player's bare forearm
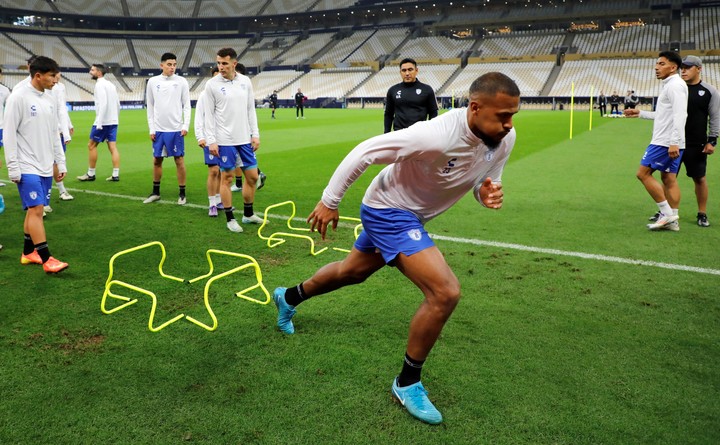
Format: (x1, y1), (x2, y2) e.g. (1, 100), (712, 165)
(307, 201), (339, 240)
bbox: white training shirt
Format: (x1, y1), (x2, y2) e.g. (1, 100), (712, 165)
(3, 82), (66, 180)
(0, 83), (11, 129)
(93, 76), (120, 127)
(146, 73), (191, 134)
(638, 73), (688, 148)
(54, 81), (73, 141)
(201, 73), (259, 146)
(194, 90), (207, 142)
(322, 108), (516, 224)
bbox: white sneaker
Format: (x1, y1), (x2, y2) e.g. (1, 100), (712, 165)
(178, 196), (187, 205)
(0, 182), (5, 187)
(143, 194), (161, 204)
(59, 192), (74, 201)
(242, 214), (264, 224)
(647, 214), (679, 231)
(44, 205), (53, 213)
(227, 219), (243, 232)
(662, 221), (680, 231)
(230, 184), (242, 192)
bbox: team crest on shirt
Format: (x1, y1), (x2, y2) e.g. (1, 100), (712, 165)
(485, 150), (495, 161)
(416, 89), (422, 95)
(699, 90), (705, 96)
(30, 105), (37, 117)
(396, 90), (402, 99)
(220, 87), (227, 96)
(407, 229), (422, 241)
(29, 191), (38, 200)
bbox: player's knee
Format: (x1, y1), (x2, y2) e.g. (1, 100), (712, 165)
(433, 280), (462, 311)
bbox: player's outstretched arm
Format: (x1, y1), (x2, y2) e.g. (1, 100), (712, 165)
(307, 201), (339, 240)
(477, 177), (503, 209)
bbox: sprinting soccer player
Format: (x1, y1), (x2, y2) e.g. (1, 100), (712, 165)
(195, 66), (223, 217)
(3, 56), (69, 273)
(201, 48), (262, 232)
(142, 52), (191, 206)
(384, 57), (438, 133)
(625, 51), (688, 231)
(77, 63), (121, 182)
(272, 72), (520, 424)
(678, 55), (719, 227)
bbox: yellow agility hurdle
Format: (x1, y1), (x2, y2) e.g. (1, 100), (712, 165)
(101, 242), (269, 332)
(257, 201), (363, 255)
(185, 249), (270, 331)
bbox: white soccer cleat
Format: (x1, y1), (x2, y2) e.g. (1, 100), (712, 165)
(143, 194), (161, 204)
(44, 205), (53, 213)
(178, 196), (187, 205)
(227, 219), (243, 233)
(230, 184), (242, 192)
(59, 192), (74, 201)
(647, 214), (679, 231)
(241, 214), (264, 224)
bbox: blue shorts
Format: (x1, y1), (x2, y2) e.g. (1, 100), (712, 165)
(640, 144), (684, 174)
(152, 131), (185, 157)
(218, 144), (257, 171)
(90, 125), (118, 143)
(203, 147), (219, 166)
(17, 174), (52, 210)
(0, 128), (3, 147)
(354, 204), (435, 264)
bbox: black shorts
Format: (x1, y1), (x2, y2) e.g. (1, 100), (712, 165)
(681, 143), (708, 178)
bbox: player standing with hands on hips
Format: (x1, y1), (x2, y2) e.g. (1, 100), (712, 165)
(272, 72), (520, 425)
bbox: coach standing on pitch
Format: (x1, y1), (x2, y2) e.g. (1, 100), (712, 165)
(384, 58), (438, 133)
(679, 55), (719, 227)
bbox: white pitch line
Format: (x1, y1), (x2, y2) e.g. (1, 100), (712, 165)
(430, 234), (720, 276)
(19, 184), (720, 277)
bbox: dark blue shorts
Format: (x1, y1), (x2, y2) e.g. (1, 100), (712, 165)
(17, 174), (52, 210)
(354, 204), (435, 264)
(640, 144), (683, 174)
(152, 131), (185, 157)
(90, 125), (118, 143)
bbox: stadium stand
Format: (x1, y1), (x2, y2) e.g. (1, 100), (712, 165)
(0, 0), (717, 107)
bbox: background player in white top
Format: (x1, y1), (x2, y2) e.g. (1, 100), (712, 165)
(195, 66), (223, 216)
(0, 67), (11, 188)
(272, 72), (520, 425)
(51, 72), (74, 202)
(201, 47), (262, 232)
(142, 52), (191, 205)
(77, 63), (121, 182)
(625, 51), (688, 231)
(3, 56), (68, 273)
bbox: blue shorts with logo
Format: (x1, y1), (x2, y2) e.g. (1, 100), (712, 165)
(90, 125), (118, 143)
(17, 174), (52, 210)
(217, 144), (256, 171)
(354, 204), (435, 264)
(203, 147), (219, 166)
(0, 128), (4, 147)
(640, 144), (684, 174)
(152, 131), (185, 157)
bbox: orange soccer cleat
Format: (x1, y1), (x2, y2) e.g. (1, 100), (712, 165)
(21, 250), (43, 265)
(43, 257), (69, 274)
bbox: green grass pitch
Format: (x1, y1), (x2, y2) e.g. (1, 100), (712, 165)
(0, 106), (718, 444)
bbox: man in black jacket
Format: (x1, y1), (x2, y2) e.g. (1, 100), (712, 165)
(384, 58), (438, 133)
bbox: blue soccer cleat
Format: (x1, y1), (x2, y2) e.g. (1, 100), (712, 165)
(391, 377), (443, 425)
(273, 287), (296, 334)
